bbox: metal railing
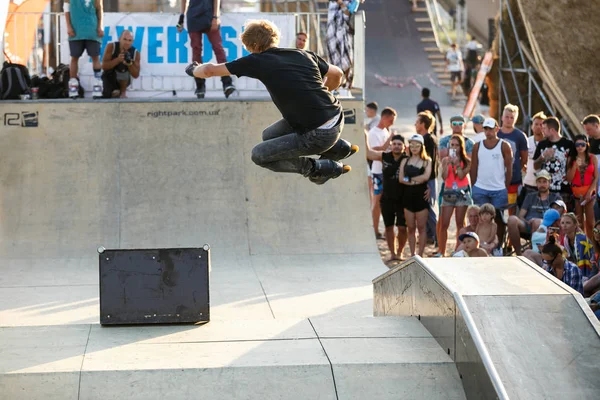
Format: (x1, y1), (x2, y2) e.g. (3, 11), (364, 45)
(424, 0), (453, 51)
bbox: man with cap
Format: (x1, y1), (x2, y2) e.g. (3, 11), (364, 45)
(470, 117), (513, 253)
(507, 169), (561, 255)
(551, 199), (567, 216)
(439, 115), (475, 158)
(453, 232), (488, 257)
(471, 114), (486, 143)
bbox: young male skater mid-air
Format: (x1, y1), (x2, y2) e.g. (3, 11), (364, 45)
(185, 19), (358, 184)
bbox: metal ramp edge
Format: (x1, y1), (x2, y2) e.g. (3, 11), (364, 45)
(372, 256), (600, 400)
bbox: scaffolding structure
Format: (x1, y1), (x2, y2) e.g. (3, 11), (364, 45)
(497, 0), (573, 137)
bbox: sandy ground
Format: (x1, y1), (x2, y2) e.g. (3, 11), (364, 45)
(518, 0), (599, 119)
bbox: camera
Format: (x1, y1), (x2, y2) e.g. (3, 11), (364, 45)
(123, 52), (132, 65)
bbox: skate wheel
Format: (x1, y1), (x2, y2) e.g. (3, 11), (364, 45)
(342, 165), (352, 173)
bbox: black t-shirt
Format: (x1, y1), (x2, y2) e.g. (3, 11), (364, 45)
(417, 99), (439, 134)
(225, 48), (342, 133)
(381, 152), (406, 200)
(533, 137), (575, 193)
(590, 138), (600, 155)
(424, 133), (438, 181)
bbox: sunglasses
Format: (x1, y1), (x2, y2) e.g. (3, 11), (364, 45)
(594, 228), (600, 234)
(575, 143), (587, 148)
(451, 121), (464, 126)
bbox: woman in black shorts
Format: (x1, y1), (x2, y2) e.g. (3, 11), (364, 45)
(399, 134), (432, 256)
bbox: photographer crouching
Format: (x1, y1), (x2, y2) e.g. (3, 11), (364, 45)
(101, 30), (140, 98)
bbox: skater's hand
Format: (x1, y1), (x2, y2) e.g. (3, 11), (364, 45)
(97, 27), (104, 38)
(211, 17), (220, 32)
(68, 27), (75, 37)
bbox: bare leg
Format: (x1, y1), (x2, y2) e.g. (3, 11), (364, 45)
(575, 201), (584, 231)
(91, 55), (101, 71)
(454, 206), (467, 249)
(397, 226), (408, 259)
(584, 200), (595, 239)
(507, 215), (526, 255)
(523, 249), (543, 267)
(118, 80), (128, 98)
(372, 192), (382, 237)
(70, 56), (79, 79)
(438, 206), (454, 256)
(385, 226), (397, 260)
(405, 210), (417, 256)
(415, 209), (429, 256)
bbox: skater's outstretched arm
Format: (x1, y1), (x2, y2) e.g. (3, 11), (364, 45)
(323, 64), (343, 91)
(191, 63), (232, 79)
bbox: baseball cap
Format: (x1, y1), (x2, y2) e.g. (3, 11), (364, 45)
(471, 114), (485, 124)
(450, 115), (466, 123)
(542, 209), (561, 227)
(458, 231), (480, 243)
(409, 134), (424, 144)
(482, 118), (498, 128)
(552, 199), (567, 212)
(535, 169), (552, 181)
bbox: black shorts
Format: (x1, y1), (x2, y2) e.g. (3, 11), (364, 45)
(380, 197), (406, 228)
(403, 185), (429, 213)
(450, 71), (462, 82)
(69, 40), (101, 58)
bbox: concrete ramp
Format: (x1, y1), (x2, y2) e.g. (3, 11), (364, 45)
(374, 256), (600, 399)
(0, 99), (381, 326)
(0, 99), (467, 399)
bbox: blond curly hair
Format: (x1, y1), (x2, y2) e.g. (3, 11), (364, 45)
(240, 19), (281, 53)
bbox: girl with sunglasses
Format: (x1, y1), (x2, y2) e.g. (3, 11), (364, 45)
(436, 135), (472, 256)
(541, 235), (583, 295)
(399, 135), (432, 257)
(567, 135), (598, 238)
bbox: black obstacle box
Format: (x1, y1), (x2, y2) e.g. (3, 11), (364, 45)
(98, 245), (210, 325)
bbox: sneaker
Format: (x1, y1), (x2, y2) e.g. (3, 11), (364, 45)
(307, 159), (351, 185)
(195, 87), (206, 99)
(319, 139), (359, 161)
(224, 85), (236, 98)
(185, 62), (200, 77)
(68, 78), (79, 98)
(92, 78), (102, 99)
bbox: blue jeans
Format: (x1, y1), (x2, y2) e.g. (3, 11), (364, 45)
(251, 117), (343, 175)
(472, 185), (508, 210)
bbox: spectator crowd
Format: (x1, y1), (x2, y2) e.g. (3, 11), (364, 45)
(364, 100), (600, 318)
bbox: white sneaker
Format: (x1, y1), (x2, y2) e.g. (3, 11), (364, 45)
(93, 78), (103, 99)
(68, 78), (79, 98)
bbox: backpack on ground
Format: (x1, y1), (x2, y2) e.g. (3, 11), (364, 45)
(0, 62), (31, 100)
(40, 64), (84, 99)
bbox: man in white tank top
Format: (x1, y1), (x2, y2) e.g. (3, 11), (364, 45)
(470, 118), (514, 254)
(470, 118), (514, 209)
